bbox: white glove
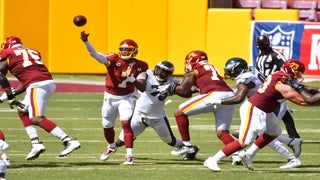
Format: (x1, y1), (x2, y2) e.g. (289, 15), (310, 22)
(0, 93), (8, 103)
(0, 88), (16, 103)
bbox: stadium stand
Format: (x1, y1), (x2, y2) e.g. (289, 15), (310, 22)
(208, 0), (319, 22)
(261, 0), (288, 9)
(288, 0), (317, 21)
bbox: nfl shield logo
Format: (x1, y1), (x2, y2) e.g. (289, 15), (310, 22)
(260, 25), (295, 59)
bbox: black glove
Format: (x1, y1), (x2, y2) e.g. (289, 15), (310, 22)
(287, 79), (305, 93)
(153, 83), (178, 96)
(7, 94), (26, 109)
(151, 83), (178, 101)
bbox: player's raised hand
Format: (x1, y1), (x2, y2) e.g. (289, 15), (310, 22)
(80, 31), (89, 42)
(126, 64), (136, 83)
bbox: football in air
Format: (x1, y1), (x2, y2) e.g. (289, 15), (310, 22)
(73, 15), (87, 27)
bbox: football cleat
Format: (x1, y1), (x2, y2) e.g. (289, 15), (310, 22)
(0, 140), (9, 151)
(115, 139), (125, 148)
(171, 145), (197, 156)
(1, 153), (10, 166)
(279, 158), (301, 169)
(183, 146), (199, 160)
(58, 139), (81, 157)
(288, 138), (302, 158)
(123, 155), (134, 165)
(26, 142), (46, 160)
(239, 150), (254, 170)
(100, 146), (117, 161)
(231, 152), (243, 165)
(203, 157), (221, 172)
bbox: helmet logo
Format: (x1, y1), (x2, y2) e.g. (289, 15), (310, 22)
(290, 62), (299, 71)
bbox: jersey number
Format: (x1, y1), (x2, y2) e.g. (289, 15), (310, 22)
(203, 64), (220, 81)
(257, 76), (271, 93)
(13, 49), (44, 67)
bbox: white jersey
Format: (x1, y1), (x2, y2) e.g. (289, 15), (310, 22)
(135, 69), (180, 119)
(234, 66), (264, 98)
(236, 66), (287, 119)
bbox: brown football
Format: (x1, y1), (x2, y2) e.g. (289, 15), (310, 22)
(73, 15), (87, 27)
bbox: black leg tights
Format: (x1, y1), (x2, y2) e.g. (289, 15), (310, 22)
(282, 110), (300, 138)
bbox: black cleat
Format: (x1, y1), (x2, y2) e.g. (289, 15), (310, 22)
(183, 146), (199, 160)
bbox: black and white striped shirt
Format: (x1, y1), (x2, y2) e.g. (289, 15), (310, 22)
(256, 49), (286, 77)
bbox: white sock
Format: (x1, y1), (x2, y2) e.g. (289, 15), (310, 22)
(183, 141), (192, 146)
(276, 136), (292, 145)
(268, 139), (295, 160)
(25, 125), (39, 140)
(246, 143), (260, 157)
(50, 127), (68, 141)
(212, 150), (227, 161)
(126, 148), (133, 156)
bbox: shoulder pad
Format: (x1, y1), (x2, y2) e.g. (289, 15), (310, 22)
(236, 72), (254, 85)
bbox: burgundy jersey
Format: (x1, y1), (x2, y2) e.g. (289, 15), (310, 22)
(192, 63), (233, 94)
(0, 48), (53, 88)
(104, 53), (148, 95)
(248, 71), (287, 113)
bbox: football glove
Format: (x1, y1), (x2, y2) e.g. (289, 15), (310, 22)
(7, 94), (25, 110)
(286, 79), (305, 93)
(151, 83), (178, 101)
(0, 87), (16, 103)
(154, 83), (178, 96)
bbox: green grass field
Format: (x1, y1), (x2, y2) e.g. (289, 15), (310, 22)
(1, 77), (320, 180)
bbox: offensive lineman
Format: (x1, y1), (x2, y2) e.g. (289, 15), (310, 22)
(256, 35), (302, 142)
(204, 58), (301, 171)
(0, 36), (81, 160)
(203, 59), (307, 171)
(155, 50), (236, 161)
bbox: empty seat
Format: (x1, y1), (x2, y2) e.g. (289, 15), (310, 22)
(261, 0), (287, 9)
(289, 0), (317, 9)
(237, 0), (261, 8)
(316, 10), (320, 21)
(288, 0), (317, 21)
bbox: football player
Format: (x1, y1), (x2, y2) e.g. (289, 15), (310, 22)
(155, 50), (236, 160)
(0, 130), (10, 166)
(205, 57), (301, 170)
(256, 35), (302, 141)
(0, 36), (81, 160)
(0, 159), (6, 180)
(80, 31), (148, 165)
(115, 61), (199, 160)
(203, 59), (307, 171)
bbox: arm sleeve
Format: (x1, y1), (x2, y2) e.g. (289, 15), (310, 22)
(0, 74), (10, 89)
(84, 41), (108, 64)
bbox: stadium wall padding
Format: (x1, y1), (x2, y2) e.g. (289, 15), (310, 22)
(0, 0), (299, 75)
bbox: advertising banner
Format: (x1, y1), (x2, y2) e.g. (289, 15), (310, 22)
(251, 21), (320, 76)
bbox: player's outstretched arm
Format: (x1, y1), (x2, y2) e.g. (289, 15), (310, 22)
(80, 31), (107, 64)
(277, 83), (307, 106)
(174, 71), (195, 98)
